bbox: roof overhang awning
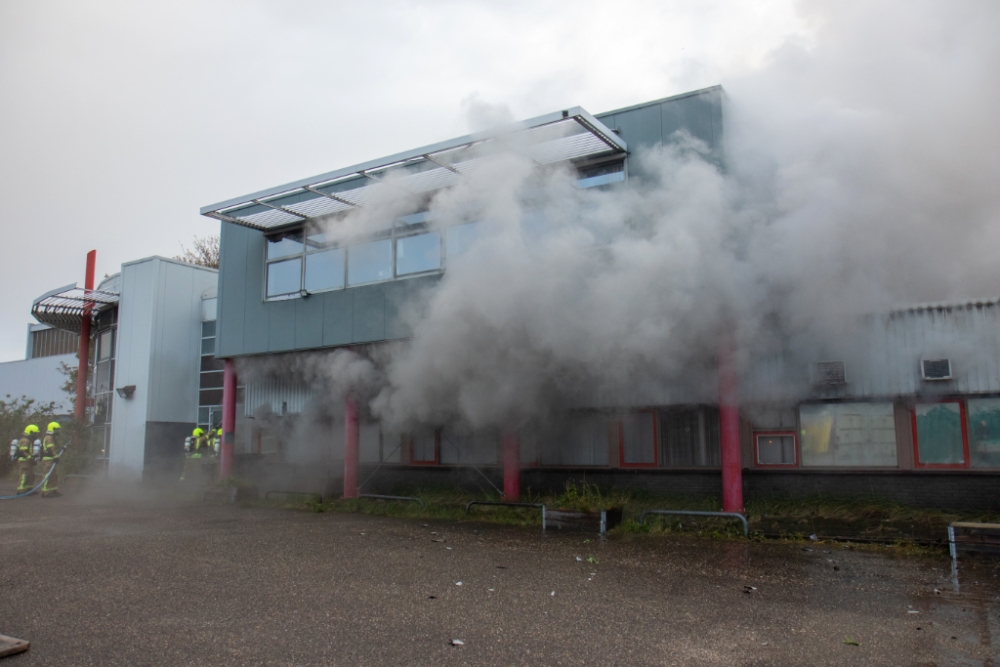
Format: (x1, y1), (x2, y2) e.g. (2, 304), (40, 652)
(31, 284), (120, 334)
(200, 107), (627, 232)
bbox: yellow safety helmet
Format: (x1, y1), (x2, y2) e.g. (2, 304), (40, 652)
(24, 425), (39, 435)
(217, 428), (223, 436)
(192, 427), (204, 437)
(47, 422), (61, 432)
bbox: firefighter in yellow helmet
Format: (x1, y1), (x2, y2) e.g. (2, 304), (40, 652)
(40, 422), (62, 497)
(12, 425), (40, 494)
(179, 427), (209, 483)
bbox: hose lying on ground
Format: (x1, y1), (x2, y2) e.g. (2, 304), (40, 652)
(0, 448), (68, 500)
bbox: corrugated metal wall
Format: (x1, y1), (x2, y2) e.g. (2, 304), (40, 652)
(243, 380), (318, 417)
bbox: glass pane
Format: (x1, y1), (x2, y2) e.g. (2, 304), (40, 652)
(98, 330), (114, 361)
(915, 402), (964, 465)
(800, 403), (897, 467)
(198, 407), (210, 424)
(305, 230), (338, 250)
(200, 389), (224, 406)
(201, 337), (215, 355)
(200, 371), (224, 389)
(200, 355), (225, 372)
(622, 412), (656, 464)
(577, 163), (625, 189)
(757, 435), (796, 465)
(396, 232), (441, 276)
(305, 248), (345, 292)
(266, 233), (303, 260)
(445, 223), (480, 259)
(267, 257), (302, 296)
(661, 408), (719, 467)
(412, 430), (436, 462)
(201, 321), (216, 338)
(968, 398), (1000, 467)
(95, 360), (113, 393)
(347, 239), (392, 286)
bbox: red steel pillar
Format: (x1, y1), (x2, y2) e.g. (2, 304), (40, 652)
(74, 250), (96, 425)
(502, 430), (520, 501)
(344, 395), (359, 499)
(220, 359), (237, 478)
(719, 337), (744, 513)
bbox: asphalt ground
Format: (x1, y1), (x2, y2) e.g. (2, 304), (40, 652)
(1, 482), (999, 666)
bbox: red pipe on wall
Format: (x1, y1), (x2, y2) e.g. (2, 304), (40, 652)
(502, 430), (520, 501)
(344, 395), (360, 499)
(220, 359), (237, 478)
(718, 337), (744, 513)
(74, 250), (96, 424)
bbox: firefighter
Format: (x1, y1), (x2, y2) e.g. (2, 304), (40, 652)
(40, 422), (62, 497)
(13, 425), (40, 494)
(179, 427), (208, 483)
(213, 428), (223, 457)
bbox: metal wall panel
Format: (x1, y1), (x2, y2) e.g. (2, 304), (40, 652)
(0, 353), (76, 412)
(352, 284), (386, 343)
(294, 295), (323, 350)
(267, 299), (296, 352)
(217, 222), (248, 357)
(242, 230), (270, 355)
(321, 289), (353, 347)
(243, 379), (317, 416)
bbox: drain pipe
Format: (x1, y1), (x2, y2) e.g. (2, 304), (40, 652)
(344, 394), (359, 499)
(502, 430), (520, 502)
(719, 337), (744, 513)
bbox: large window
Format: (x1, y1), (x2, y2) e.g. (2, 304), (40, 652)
(755, 432), (797, 466)
(913, 402), (967, 467)
(621, 411), (657, 466)
(396, 232), (441, 276)
(348, 239), (393, 286)
(800, 402), (897, 467)
(410, 429), (438, 464)
(197, 320), (224, 431)
(540, 413), (611, 466)
(304, 248), (345, 292)
(968, 398), (1000, 468)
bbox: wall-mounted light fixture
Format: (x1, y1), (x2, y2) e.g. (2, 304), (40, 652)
(116, 385), (136, 399)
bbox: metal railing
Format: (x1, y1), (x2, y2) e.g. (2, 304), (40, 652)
(358, 494), (425, 508)
(465, 501), (546, 530)
(639, 509), (749, 536)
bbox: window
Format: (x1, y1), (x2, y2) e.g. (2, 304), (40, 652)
(540, 413), (611, 466)
(198, 318), (222, 432)
(577, 161), (625, 189)
(914, 402), (967, 467)
(410, 429), (438, 464)
(439, 426), (498, 465)
(660, 408), (720, 467)
(621, 411), (657, 466)
(266, 233), (303, 260)
(267, 257), (302, 297)
(968, 398), (1000, 468)
(98, 329), (114, 361)
(800, 403), (897, 467)
(755, 432), (797, 466)
(348, 239), (393, 286)
(304, 248), (345, 292)
(396, 232), (441, 276)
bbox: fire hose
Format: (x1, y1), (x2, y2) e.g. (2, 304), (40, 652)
(0, 444), (69, 500)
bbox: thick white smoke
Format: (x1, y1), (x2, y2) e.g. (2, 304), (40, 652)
(252, 1), (1000, 442)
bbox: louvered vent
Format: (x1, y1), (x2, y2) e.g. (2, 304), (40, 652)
(921, 359), (952, 381)
(810, 361), (847, 386)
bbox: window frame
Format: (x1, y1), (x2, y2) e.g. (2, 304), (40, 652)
(618, 409), (660, 468)
(753, 430), (799, 468)
(912, 399), (971, 469)
(408, 429), (440, 466)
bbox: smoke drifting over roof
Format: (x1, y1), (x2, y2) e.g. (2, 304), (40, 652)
(241, 1), (1000, 437)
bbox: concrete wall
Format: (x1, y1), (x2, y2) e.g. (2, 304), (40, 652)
(109, 257), (218, 479)
(0, 353), (75, 413)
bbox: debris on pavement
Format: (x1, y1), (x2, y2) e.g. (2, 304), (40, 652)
(450, 639), (464, 647)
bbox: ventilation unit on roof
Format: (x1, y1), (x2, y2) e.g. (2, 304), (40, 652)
(810, 361), (847, 386)
(921, 359), (952, 381)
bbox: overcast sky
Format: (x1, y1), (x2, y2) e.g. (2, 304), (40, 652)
(0, 0), (811, 361)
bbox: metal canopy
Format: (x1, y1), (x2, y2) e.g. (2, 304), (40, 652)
(200, 107), (627, 232)
(31, 285), (120, 334)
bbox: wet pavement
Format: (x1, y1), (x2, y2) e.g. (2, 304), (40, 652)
(1, 483), (999, 666)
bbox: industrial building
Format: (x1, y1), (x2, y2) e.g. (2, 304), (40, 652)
(0, 323), (79, 413)
(30, 256), (218, 479)
(199, 84), (1000, 510)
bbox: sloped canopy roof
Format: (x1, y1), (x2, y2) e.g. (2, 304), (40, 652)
(31, 284), (119, 334)
(200, 107), (627, 232)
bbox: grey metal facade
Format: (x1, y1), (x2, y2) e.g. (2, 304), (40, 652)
(214, 86), (725, 359)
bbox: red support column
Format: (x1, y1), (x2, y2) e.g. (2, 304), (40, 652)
(74, 250), (96, 425)
(220, 359), (237, 479)
(719, 337), (744, 513)
(502, 430), (520, 501)
(344, 395), (359, 499)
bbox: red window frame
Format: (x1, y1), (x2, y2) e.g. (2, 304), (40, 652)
(408, 429), (440, 466)
(619, 409), (660, 468)
(912, 399), (970, 469)
(753, 430), (799, 468)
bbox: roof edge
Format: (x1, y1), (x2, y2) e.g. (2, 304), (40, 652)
(595, 85), (724, 118)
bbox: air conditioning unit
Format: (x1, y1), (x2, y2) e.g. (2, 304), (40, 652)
(921, 359), (952, 381)
(810, 361), (847, 386)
